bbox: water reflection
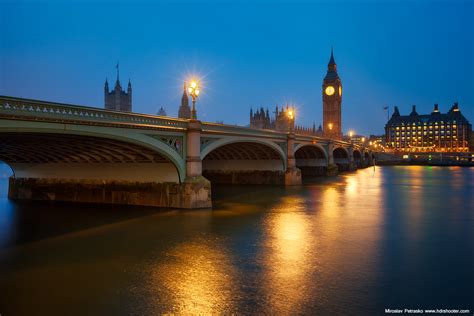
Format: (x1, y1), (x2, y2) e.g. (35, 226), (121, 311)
(0, 166), (472, 314)
(147, 240), (236, 314)
(261, 196), (314, 313)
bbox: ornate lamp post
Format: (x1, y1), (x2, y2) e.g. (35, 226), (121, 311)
(188, 81), (200, 119)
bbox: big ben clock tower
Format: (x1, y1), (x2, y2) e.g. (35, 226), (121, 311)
(322, 49), (342, 140)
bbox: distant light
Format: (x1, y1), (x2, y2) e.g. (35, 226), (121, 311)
(287, 110), (294, 119)
(403, 154), (409, 159)
(190, 81), (197, 88)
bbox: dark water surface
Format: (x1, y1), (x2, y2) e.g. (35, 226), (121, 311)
(0, 166), (473, 315)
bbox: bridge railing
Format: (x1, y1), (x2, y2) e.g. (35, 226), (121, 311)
(202, 122), (288, 140)
(0, 96), (188, 130)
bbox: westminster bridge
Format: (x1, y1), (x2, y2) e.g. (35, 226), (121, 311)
(0, 96), (373, 208)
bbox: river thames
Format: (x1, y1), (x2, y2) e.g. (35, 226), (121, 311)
(0, 165), (472, 314)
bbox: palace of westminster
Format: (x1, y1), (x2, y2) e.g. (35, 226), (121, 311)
(103, 51), (472, 153)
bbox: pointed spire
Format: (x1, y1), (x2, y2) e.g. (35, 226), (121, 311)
(392, 106), (400, 117)
(328, 47), (336, 66)
(181, 81), (189, 108)
(116, 61), (120, 82)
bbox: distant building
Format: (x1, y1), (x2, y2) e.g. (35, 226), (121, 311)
(249, 104), (321, 135)
(178, 82), (191, 119)
(385, 103), (471, 152)
(157, 107), (167, 116)
(322, 49), (343, 140)
(343, 134), (367, 146)
(249, 49), (343, 138)
(104, 64), (132, 112)
(250, 106), (289, 130)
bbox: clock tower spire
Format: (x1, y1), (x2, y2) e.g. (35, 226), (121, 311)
(322, 48), (342, 140)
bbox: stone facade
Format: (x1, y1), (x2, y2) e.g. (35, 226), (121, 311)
(385, 103), (472, 152)
(104, 65), (132, 112)
(322, 49), (343, 140)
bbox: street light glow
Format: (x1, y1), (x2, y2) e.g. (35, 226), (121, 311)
(288, 109), (294, 120)
(187, 80), (200, 119)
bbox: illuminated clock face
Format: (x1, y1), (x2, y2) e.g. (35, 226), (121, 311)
(325, 86), (335, 96)
(339, 86), (342, 96)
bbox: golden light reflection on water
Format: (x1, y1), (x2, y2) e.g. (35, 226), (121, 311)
(259, 169), (387, 313)
(261, 196), (315, 312)
(147, 241), (236, 314)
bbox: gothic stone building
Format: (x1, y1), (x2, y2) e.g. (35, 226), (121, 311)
(249, 50), (340, 138)
(385, 103), (471, 152)
(322, 49), (342, 140)
(104, 66), (132, 112)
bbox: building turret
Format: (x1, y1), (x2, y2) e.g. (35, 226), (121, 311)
(178, 81), (191, 119)
(410, 105), (418, 116)
(157, 106), (167, 116)
(392, 106), (400, 117)
(104, 63), (132, 112)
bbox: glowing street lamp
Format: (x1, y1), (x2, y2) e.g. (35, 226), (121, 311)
(188, 80), (200, 119)
(287, 108), (295, 132)
(287, 109), (294, 120)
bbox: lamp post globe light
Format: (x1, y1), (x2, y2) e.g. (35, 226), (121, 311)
(188, 81), (200, 119)
(287, 107), (295, 132)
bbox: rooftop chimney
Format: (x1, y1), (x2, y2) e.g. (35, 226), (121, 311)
(433, 104), (439, 113)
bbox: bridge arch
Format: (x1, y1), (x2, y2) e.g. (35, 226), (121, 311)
(294, 144), (328, 177)
(0, 160), (15, 179)
(353, 149), (362, 160)
(364, 151), (372, 165)
(333, 146), (351, 171)
(201, 137), (286, 165)
(333, 146), (349, 158)
(0, 131), (184, 183)
(293, 143), (328, 160)
(201, 138), (287, 184)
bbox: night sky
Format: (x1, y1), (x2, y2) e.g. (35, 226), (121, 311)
(1, 0), (472, 135)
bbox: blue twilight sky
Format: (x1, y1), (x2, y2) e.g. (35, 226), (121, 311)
(0, 0), (473, 135)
